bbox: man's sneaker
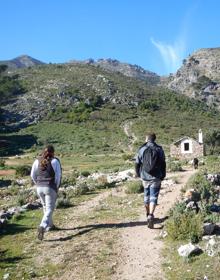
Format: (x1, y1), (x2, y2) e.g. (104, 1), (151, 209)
(37, 226), (45, 241)
(147, 214), (154, 229)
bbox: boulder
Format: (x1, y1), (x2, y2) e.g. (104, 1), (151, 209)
(88, 169), (135, 184)
(178, 243), (203, 258)
(205, 236), (220, 257)
(186, 201), (199, 213)
(210, 204), (220, 212)
(16, 178), (29, 186)
(203, 223), (215, 235)
(107, 169), (134, 183)
(0, 211), (12, 219)
(206, 173), (220, 185)
(0, 210), (10, 219)
(21, 201), (42, 210)
(0, 218), (7, 229)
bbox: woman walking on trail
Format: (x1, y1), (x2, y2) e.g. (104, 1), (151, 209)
(31, 145), (62, 240)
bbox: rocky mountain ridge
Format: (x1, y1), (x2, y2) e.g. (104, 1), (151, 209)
(166, 48), (220, 108)
(0, 55), (160, 84)
(68, 58), (160, 84)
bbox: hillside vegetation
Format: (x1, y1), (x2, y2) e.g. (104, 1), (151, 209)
(1, 61), (220, 157)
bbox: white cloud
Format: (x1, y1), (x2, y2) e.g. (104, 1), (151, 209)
(151, 37), (186, 74)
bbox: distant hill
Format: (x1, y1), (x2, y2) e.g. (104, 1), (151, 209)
(0, 55), (45, 69)
(1, 60), (219, 137)
(165, 48), (220, 109)
(68, 58), (160, 84)
(1, 55), (160, 84)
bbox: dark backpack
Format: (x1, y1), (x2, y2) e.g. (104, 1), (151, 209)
(142, 145), (161, 176)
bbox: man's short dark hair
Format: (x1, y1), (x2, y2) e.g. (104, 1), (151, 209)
(147, 133), (156, 142)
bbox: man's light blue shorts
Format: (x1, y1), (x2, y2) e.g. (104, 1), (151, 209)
(143, 179), (161, 205)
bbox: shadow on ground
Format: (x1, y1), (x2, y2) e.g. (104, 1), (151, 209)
(0, 223), (33, 237)
(46, 216), (169, 242)
(0, 134), (37, 156)
(0, 179), (12, 188)
(0, 249), (27, 270)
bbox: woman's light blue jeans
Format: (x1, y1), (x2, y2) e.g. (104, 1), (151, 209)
(37, 186), (57, 230)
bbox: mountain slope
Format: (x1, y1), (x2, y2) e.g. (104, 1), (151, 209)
(1, 60), (220, 157)
(2, 62), (159, 128)
(0, 55), (45, 69)
(68, 58), (160, 84)
(166, 48), (220, 108)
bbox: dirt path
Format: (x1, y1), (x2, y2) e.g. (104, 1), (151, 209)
(114, 169), (196, 280)
(31, 168), (195, 280)
(123, 121), (138, 152)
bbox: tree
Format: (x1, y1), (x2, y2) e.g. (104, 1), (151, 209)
(205, 129), (220, 154)
(0, 64), (8, 74)
(0, 65), (24, 131)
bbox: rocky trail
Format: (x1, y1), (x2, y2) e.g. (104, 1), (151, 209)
(113, 169), (196, 280)
(122, 121), (138, 152)
(31, 168), (196, 280)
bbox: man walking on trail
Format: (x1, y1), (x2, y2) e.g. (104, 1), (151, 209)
(135, 133), (166, 229)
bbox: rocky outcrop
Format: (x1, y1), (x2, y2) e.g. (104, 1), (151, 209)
(69, 58), (160, 84)
(166, 48), (220, 108)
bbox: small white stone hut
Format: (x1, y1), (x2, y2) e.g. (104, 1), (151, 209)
(170, 129), (204, 159)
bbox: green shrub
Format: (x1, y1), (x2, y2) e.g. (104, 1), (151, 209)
(167, 161), (183, 172)
(12, 213), (23, 222)
(95, 175), (116, 189)
(55, 190), (72, 208)
(186, 172), (216, 202)
(17, 190), (31, 206)
(139, 100), (160, 111)
(81, 170), (91, 177)
(15, 165), (31, 176)
(122, 153), (134, 161)
(0, 159), (5, 167)
(125, 180), (143, 194)
(6, 185), (20, 196)
(168, 201), (186, 216)
(71, 183), (90, 196)
(204, 212), (220, 223)
(56, 197), (72, 208)
(166, 212), (203, 242)
(61, 176), (76, 188)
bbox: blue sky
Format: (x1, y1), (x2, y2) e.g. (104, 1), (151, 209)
(1, 0), (220, 75)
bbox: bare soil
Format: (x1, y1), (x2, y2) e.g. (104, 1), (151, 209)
(113, 169), (196, 280)
(0, 169), (15, 176)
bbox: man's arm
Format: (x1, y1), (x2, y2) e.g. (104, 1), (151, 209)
(135, 152), (141, 178)
(135, 162), (141, 177)
(161, 149), (166, 179)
